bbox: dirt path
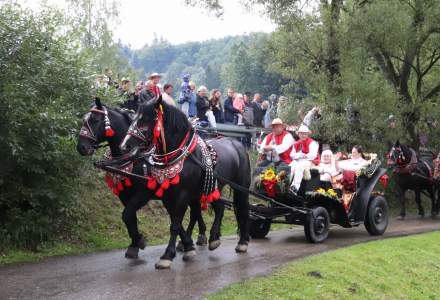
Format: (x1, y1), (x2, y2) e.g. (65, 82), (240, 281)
(1, 217), (439, 300)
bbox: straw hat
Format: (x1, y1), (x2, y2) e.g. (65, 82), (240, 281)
(297, 125), (311, 133)
(271, 118), (284, 126)
(148, 72), (162, 79)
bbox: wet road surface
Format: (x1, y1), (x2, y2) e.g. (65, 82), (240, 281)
(1, 217), (440, 300)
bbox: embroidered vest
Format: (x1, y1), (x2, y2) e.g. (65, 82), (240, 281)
(294, 137), (320, 164)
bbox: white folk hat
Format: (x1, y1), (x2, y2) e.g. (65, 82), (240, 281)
(297, 125), (311, 133)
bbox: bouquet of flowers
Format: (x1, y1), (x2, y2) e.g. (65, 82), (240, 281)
(256, 167), (288, 198)
(307, 188), (339, 200)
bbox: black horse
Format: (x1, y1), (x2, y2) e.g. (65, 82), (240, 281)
(76, 98), (207, 259)
(121, 96), (251, 269)
(388, 141), (438, 219)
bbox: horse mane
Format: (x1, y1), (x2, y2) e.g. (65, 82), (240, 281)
(138, 100), (191, 151)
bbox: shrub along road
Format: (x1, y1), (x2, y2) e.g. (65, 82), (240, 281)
(1, 218), (440, 300)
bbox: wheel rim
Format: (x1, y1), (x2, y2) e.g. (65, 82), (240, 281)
(374, 206), (385, 225)
(314, 215), (327, 235)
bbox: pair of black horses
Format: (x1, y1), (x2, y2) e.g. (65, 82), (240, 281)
(77, 97), (439, 269)
(77, 97), (250, 269)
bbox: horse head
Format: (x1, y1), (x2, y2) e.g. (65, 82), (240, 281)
(388, 140), (412, 166)
(120, 95), (191, 154)
(77, 97), (131, 157)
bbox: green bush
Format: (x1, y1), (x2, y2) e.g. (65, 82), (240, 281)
(0, 4), (90, 249)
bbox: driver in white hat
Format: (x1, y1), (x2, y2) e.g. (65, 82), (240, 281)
(289, 125), (319, 194)
(258, 118), (294, 167)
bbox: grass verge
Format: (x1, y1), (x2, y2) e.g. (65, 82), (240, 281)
(208, 231), (440, 300)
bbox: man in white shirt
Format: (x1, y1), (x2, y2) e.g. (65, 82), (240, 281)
(162, 83), (176, 106)
(302, 106), (321, 128)
(289, 125), (320, 194)
(258, 118), (294, 167)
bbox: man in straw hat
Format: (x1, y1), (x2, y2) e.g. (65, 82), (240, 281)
(148, 72), (162, 96)
(289, 124), (319, 194)
(258, 118), (294, 167)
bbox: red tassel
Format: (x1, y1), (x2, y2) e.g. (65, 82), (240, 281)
(117, 181), (124, 191)
(161, 179), (170, 190)
(201, 194), (208, 210)
(113, 188), (120, 196)
(207, 193), (214, 203)
(155, 188), (164, 198)
(105, 128), (115, 137)
(147, 177), (157, 190)
(124, 178), (132, 187)
(170, 175), (180, 185)
(212, 189), (221, 200)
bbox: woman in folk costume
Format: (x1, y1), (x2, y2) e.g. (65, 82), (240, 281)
(258, 118), (295, 167)
(289, 125), (319, 194)
(319, 149), (339, 182)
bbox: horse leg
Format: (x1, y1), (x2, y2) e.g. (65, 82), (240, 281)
(177, 201), (207, 252)
(208, 199), (225, 251)
(397, 187), (406, 220)
(415, 190), (425, 217)
(233, 188), (250, 253)
(121, 193), (148, 259)
(155, 197), (195, 269)
(193, 202), (208, 246)
(427, 187), (437, 218)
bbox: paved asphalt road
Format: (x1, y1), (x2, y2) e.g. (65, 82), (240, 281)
(1, 217), (440, 300)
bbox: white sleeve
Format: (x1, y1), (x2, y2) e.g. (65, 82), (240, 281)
(290, 144), (301, 160)
(304, 141), (319, 160)
(272, 133), (294, 155)
(259, 136), (268, 154)
(303, 110), (314, 127)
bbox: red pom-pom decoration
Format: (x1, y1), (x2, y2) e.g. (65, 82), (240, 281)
(124, 178), (132, 187)
(170, 175), (180, 185)
(155, 188), (164, 198)
(117, 181), (124, 191)
(161, 179), (170, 190)
(105, 128), (115, 137)
(207, 193), (214, 203)
(147, 177), (157, 190)
(212, 189), (221, 200)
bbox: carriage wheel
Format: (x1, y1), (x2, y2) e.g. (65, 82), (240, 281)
(249, 218), (271, 239)
(365, 195), (389, 236)
(304, 206), (330, 243)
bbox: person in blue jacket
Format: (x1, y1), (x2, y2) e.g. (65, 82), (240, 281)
(224, 88), (239, 124)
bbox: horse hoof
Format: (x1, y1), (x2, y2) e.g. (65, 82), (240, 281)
(155, 259), (172, 269)
(196, 234), (208, 246)
(125, 247), (139, 259)
(235, 243), (248, 253)
(209, 240), (221, 251)
(138, 236), (146, 250)
(182, 250), (197, 261)
(176, 241), (184, 252)
(397, 215), (405, 221)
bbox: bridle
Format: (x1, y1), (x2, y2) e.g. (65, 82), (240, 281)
(388, 146), (408, 167)
(125, 105), (197, 166)
(79, 106), (112, 149)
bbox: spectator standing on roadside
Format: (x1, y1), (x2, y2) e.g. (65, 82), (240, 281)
(148, 72), (162, 96)
(209, 89), (224, 123)
(178, 73), (192, 117)
(162, 83), (175, 106)
(252, 93), (266, 127)
(224, 88), (239, 124)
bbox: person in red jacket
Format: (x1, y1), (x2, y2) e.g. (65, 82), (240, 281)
(289, 125), (319, 194)
(258, 118), (294, 167)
